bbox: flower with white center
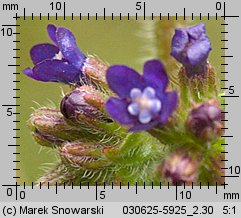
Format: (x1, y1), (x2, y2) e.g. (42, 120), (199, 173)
(128, 87), (162, 124)
(23, 24), (86, 83)
(105, 59), (178, 132)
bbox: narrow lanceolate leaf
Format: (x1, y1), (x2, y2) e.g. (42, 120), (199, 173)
(59, 141), (112, 169)
(103, 132), (166, 184)
(104, 132), (163, 164)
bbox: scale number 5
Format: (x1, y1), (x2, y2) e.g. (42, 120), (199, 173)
(96, 190), (105, 200)
(136, 1), (145, 11)
(7, 108), (13, 116)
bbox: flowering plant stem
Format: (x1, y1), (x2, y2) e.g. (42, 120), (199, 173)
(24, 22), (225, 186)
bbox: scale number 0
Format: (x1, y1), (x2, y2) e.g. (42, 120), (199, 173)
(216, 2), (222, 10)
(7, 188), (25, 200)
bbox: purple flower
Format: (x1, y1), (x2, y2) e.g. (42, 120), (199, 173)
(170, 24), (211, 76)
(23, 24), (86, 83)
(105, 59), (178, 132)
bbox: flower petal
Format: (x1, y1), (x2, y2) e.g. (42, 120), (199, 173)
(138, 110), (152, 124)
(143, 87), (156, 98)
(130, 88), (142, 99)
(30, 43), (59, 65)
(143, 59), (168, 92)
(128, 103), (139, 116)
(47, 24), (57, 45)
(23, 60), (81, 83)
(186, 37), (211, 66)
(22, 67), (34, 79)
(159, 91), (178, 124)
(106, 97), (135, 125)
(170, 29), (189, 63)
(129, 120), (158, 132)
(188, 23), (205, 40)
(150, 99), (162, 113)
(106, 65), (144, 98)
(56, 27), (86, 70)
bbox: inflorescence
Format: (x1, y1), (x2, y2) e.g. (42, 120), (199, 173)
(23, 23), (225, 185)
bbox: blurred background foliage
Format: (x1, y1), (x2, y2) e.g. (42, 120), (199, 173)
(16, 17), (224, 184)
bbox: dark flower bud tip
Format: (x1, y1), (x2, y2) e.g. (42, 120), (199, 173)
(61, 86), (106, 121)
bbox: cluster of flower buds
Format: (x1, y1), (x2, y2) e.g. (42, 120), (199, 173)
(23, 22), (225, 186)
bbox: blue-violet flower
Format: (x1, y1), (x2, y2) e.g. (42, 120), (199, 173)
(23, 24), (86, 83)
(170, 23), (211, 76)
(105, 59), (178, 132)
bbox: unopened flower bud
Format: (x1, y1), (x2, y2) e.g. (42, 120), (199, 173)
(32, 129), (64, 147)
(171, 23), (211, 77)
(186, 100), (224, 141)
(60, 85), (110, 125)
(60, 86), (125, 145)
(59, 141), (111, 169)
(29, 108), (103, 146)
(171, 24), (218, 102)
(162, 152), (198, 184)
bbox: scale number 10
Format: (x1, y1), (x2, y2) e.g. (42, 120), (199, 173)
(180, 191), (192, 200)
(50, 1), (63, 11)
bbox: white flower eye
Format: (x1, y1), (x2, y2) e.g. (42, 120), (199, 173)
(128, 86), (162, 124)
